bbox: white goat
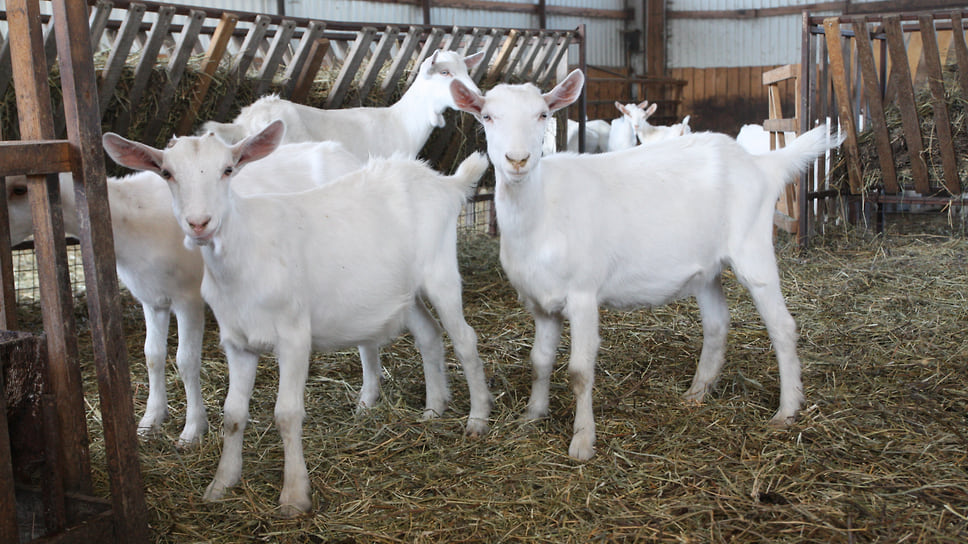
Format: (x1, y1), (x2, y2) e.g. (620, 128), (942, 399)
(102, 121), (493, 516)
(5, 141), (363, 447)
(451, 70), (841, 460)
(736, 123), (798, 155)
(565, 118), (610, 153)
(203, 50), (483, 160)
(608, 101), (691, 151)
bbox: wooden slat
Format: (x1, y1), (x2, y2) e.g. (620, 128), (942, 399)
(0, 30), (12, 98)
(503, 30), (534, 81)
(112, 5), (175, 136)
(381, 26), (422, 97)
(763, 63), (799, 85)
(464, 27), (489, 57)
(289, 39), (329, 104)
(950, 11), (968, 98)
(518, 31), (549, 79)
(486, 29), (519, 85)
(282, 20), (326, 98)
(918, 14), (961, 194)
(52, 0), (150, 539)
(531, 32), (561, 83)
(214, 14), (272, 121)
(406, 27), (445, 88)
(7, 0), (91, 496)
(356, 26), (399, 102)
(445, 26), (466, 51)
(763, 118), (799, 133)
(97, 2), (146, 117)
(476, 29), (507, 84)
(177, 12), (239, 135)
(824, 18), (864, 194)
(326, 27), (378, 108)
(853, 19), (899, 193)
(88, 0), (114, 54)
(144, 8), (206, 146)
(254, 19), (297, 97)
(0, 178), (16, 329)
(884, 16), (930, 194)
(0, 140), (73, 176)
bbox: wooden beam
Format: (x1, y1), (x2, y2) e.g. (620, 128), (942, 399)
(0, 140), (73, 176)
(824, 18), (864, 194)
(918, 14), (961, 194)
(853, 19), (899, 193)
(177, 12), (238, 135)
(883, 15), (930, 194)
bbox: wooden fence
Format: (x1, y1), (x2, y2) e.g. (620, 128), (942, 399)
(0, 0), (582, 158)
(802, 8), (968, 235)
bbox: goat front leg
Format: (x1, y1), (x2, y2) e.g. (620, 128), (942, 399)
(524, 311), (562, 421)
(274, 337), (313, 517)
(203, 342), (258, 502)
(565, 294), (600, 461)
(173, 298), (208, 447)
(138, 304), (171, 436)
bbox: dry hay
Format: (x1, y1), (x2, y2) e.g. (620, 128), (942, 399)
(829, 68), (968, 195)
(14, 222), (958, 543)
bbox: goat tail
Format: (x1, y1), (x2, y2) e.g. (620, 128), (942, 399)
(451, 152), (490, 198)
(755, 124), (845, 188)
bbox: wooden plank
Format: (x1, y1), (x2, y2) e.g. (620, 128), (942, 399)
(0, 30), (12, 98)
(0, 140), (73, 176)
(950, 12), (968, 98)
(464, 27), (489, 56)
(381, 26), (422, 97)
(51, 1), (150, 540)
(445, 26), (466, 51)
(503, 30), (535, 81)
(824, 18), (864, 194)
(763, 63), (799, 85)
(88, 0), (114, 54)
(177, 12), (239, 135)
(518, 31), (549, 80)
(214, 14), (272, 121)
(282, 20), (326, 98)
(884, 15), (930, 194)
(112, 5), (175, 136)
(0, 368), (17, 542)
(918, 14), (960, 194)
(326, 27), (378, 108)
(763, 118), (799, 133)
(144, 9), (206, 146)
(0, 178), (16, 329)
(357, 26), (399, 103)
(254, 19), (297, 97)
(98, 2), (146, 117)
(486, 29), (519, 85)
(406, 28), (445, 87)
(853, 19), (899, 193)
(7, 0), (91, 496)
(530, 31), (561, 84)
(290, 39), (329, 104)
(536, 31), (570, 87)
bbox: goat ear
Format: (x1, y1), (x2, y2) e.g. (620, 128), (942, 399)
(102, 132), (164, 174)
(636, 99), (649, 109)
(615, 101), (629, 116)
(644, 103), (658, 117)
(544, 69), (583, 112)
(429, 49), (440, 65)
(450, 80), (484, 116)
(464, 51), (485, 70)
(234, 119), (284, 168)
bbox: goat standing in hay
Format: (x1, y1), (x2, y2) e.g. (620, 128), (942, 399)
(102, 121), (492, 516)
(450, 70), (843, 460)
(203, 50), (484, 160)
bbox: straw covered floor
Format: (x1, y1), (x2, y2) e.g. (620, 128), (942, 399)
(21, 220), (958, 543)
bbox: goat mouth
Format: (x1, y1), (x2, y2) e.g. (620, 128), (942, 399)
(188, 228), (217, 245)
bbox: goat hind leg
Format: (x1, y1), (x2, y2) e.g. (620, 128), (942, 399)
(274, 339), (312, 517)
(406, 299), (450, 420)
(684, 277), (730, 404)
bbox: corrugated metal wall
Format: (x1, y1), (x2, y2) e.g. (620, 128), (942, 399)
(147, 0), (627, 67)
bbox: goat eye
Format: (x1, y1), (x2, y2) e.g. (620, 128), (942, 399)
(482, 114), (492, 122)
(159, 169), (172, 180)
(539, 112), (549, 120)
(223, 166), (234, 177)
(440, 69), (451, 76)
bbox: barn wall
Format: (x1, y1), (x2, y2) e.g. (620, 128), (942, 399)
(151, 0), (630, 67)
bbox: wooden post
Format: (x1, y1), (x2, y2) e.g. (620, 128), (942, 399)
(177, 12), (238, 135)
(7, 0), (92, 495)
(51, 0), (150, 540)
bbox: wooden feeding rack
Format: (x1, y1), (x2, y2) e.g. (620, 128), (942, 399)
(0, 0), (148, 542)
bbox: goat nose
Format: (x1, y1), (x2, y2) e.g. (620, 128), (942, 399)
(505, 152), (530, 169)
(187, 216), (211, 234)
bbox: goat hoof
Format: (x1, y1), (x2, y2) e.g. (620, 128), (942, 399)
(276, 502), (311, 519)
(465, 418), (489, 438)
(768, 413), (797, 428)
(202, 481), (228, 502)
(568, 435), (595, 461)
